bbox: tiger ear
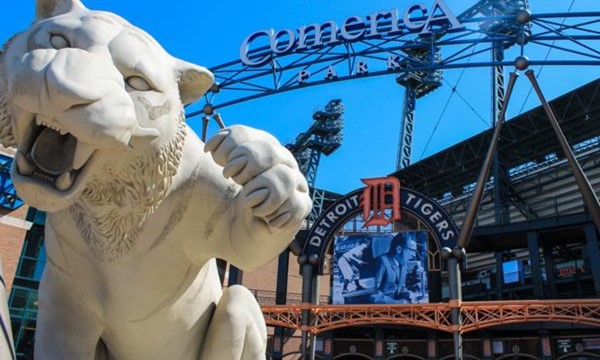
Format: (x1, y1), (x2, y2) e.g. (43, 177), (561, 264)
(36, 0), (87, 20)
(176, 60), (215, 106)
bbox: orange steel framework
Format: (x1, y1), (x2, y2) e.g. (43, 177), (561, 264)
(262, 300), (600, 334)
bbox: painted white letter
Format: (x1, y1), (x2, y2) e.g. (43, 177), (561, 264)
(420, 0), (464, 34)
(404, 4), (428, 32)
(367, 9), (401, 38)
(341, 16), (365, 41)
(356, 61), (369, 75)
(325, 66), (338, 80)
(387, 55), (402, 71)
(240, 29), (274, 66)
(297, 21), (340, 50)
(270, 29), (296, 54)
(298, 69), (311, 84)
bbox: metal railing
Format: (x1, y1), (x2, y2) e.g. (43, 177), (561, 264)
(261, 299), (600, 334)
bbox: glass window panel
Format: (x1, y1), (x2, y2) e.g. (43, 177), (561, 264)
(9, 288), (28, 309)
(33, 246), (46, 281)
(17, 258), (37, 280)
(33, 210), (46, 225)
(24, 226), (44, 258)
(15, 319), (36, 358)
(24, 289), (39, 319)
(26, 208), (46, 225)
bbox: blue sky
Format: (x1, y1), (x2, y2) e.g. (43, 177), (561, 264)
(2, 0), (600, 194)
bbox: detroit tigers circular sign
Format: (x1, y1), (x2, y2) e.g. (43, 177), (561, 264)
(303, 177), (458, 274)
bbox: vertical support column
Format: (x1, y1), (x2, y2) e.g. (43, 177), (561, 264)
(272, 250), (290, 360)
(448, 255), (462, 360)
(584, 223), (600, 297)
(491, 42), (510, 225)
(276, 250), (290, 304)
(309, 275), (320, 360)
(495, 252), (504, 300)
(311, 275), (320, 305)
(299, 255), (316, 360)
(443, 247), (465, 360)
(543, 243), (557, 298)
(527, 232), (544, 298)
(540, 332), (553, 360)
(397, 85), (416, 170)
(482, 335), (493, 360)
(322, 332), (333, 360)
(427, 331), (437, 360)
(271, 334), (283, 360)
(374, 328), (384, 360)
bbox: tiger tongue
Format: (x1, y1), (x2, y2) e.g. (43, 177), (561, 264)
(30, 127), (77, 176)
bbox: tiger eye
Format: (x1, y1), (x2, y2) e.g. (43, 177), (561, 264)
(126, 76), (152, 91)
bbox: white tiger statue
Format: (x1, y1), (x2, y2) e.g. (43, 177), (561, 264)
(0, 0), (312, 359)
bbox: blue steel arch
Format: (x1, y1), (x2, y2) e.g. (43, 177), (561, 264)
(187, 1), (600, 114)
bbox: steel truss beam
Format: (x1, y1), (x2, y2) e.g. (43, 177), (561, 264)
(395, 45), (443, 170)
(188, 8), (600, 114)
(286, 100), (344, 221)
(397, 85), (416, 170)
(261, 299), (600, 334)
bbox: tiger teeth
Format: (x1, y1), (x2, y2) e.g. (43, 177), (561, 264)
(35, 116), (67, 135)
(55, 171), (73, 191)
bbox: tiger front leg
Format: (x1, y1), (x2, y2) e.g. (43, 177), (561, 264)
(199, 286), (266, 360)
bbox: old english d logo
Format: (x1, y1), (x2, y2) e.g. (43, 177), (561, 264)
(361, 177), (401, 227)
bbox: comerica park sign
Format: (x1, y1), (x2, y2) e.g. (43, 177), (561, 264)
(240, 0), (463, 67)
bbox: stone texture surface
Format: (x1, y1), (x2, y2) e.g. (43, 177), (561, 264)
(0, 1), (312, 359)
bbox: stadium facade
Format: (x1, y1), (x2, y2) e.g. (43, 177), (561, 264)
(263, 78), (600, 360)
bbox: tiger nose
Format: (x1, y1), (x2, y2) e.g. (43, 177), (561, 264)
(45, 48), (124, 110)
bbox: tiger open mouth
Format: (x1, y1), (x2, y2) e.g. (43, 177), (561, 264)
(15, 116), (95, 192)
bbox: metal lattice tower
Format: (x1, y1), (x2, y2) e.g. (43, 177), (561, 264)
(286, 100), (344, 221)
(394, 0), (531, 172)
(396, 49), (443, 170)
(480, 0), (531, 224)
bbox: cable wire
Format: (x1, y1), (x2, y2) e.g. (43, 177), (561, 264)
(419, 89), (456, 160)
(418, 37), (481, 160)
(444, 79), (489, 127)
(518, 0), (577, 114)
